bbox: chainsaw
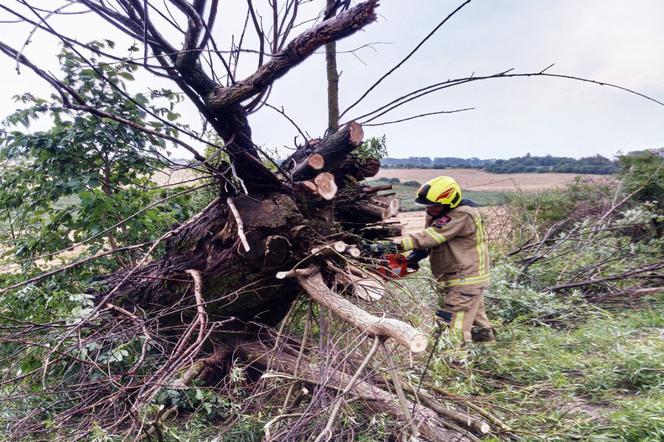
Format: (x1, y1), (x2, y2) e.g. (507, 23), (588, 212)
(363, 242), (427, 280)
(377, 253), (419, 279)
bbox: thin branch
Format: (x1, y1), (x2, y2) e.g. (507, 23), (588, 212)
(314, 335), (381, 442)
(0, 242), (150, 295)
(361, 107), (474, 126)
(340, 0), (472, 118)
(227, 197), (251, 252)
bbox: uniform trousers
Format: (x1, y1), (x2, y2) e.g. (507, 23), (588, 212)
(437, 287), (494, 343)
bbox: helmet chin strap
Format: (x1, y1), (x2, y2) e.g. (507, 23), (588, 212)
(427, 204), (452, 219)
(427, 198), (476, 219)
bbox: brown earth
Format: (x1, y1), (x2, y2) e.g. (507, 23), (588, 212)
(375, 168), (614, 192)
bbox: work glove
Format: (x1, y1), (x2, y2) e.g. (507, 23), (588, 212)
(362, 241), (400, 257)
(406, 249), (429, 270)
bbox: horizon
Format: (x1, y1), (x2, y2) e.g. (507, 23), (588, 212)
(1, 1), (663, 160)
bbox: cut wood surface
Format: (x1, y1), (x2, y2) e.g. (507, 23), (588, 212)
(290, 121), (364, 180)
(308, 153), (325, 170)
(206, 2), (379, 109)
(313, 172), (338, 200)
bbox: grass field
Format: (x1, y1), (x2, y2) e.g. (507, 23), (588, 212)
(375, 168), (614, 193)
(369, 178), (512, 212)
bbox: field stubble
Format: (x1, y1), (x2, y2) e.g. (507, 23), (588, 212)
(376, 168), (614, 192)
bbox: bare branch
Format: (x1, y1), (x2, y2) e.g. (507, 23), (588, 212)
(341, 0), (472, 118)
(206, 0), (379, 109)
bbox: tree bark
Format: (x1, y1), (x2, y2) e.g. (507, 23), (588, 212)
(206, 1), (378, 110)
(289, 121), (364, 181)
(325, 0), (341, 134)
(297, 271), (427, 353)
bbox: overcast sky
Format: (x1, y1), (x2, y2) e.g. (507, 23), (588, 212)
(1, 0), (663, 160)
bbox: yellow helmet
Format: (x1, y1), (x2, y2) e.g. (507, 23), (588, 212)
(415, 176), (462, 208)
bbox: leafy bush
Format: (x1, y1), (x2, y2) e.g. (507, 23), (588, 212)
(506, 177), (615, 232)
(402, 180), (421, 187)
(356, 135), (388, 161)
(618, 150), (664, 219)
(486, 262), (588, 325)
(598, 395), (664, 441)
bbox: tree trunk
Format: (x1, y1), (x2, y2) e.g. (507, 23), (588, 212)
(325, 0), (341, 134)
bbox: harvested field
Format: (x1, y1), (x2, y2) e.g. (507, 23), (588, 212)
(375, 168), (614, 192)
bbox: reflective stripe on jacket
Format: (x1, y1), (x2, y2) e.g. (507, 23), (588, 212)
(401, 205), (490, 290)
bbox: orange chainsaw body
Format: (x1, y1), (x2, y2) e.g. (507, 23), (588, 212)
(378, 253), (418, 279)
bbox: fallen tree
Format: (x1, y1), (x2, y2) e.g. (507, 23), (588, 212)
(0, 1), (498, 440)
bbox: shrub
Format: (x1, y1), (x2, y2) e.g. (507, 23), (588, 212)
(401, 180), (420, 187)
(618, 151), (664, 227)
(506, 178), (615, 233)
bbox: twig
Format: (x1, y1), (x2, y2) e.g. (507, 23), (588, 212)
(0, 242), (150, 294)
(226, 197), (251, 252)
(314, 335), (381, 442)
(264, 413), (304, 442)
(341, 0), (473, 118)
(282, 304), (312, 410)
(424, 382), (511, 432)
(382, 341), (419, 439)
(361, 107), (474, 126)
(547, 262), (664, 291)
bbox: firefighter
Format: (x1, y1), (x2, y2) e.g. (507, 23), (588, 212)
(401, 176), (495, 344)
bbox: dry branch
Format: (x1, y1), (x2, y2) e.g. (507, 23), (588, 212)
(206, 1), (379, 109)
(242, 341), (469, 442)
(297, 270), (427, 353)
(314, 336), (382, 442)
(227, 196), (251, 252)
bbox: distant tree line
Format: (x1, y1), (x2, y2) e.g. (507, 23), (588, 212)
(381, 154), (618, 174)
(381, 156), (492, 169)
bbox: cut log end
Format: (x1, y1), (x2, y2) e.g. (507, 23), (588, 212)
(410, 334), (428, 354)
(347, 121), (364, 146)
(346, 246), (361, 258)
(382, 198), (400, 219)
(301, 181), (317, 192)
(333, 241), (348, 253)
(307, 153), (325, 170)
(314, 172), (338, 200)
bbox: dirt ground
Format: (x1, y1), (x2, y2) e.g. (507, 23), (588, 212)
(375, 168), (613, 193)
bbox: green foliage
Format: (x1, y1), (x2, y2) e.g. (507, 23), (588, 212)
(486, 262), (590, 325)
(596, 394), (664, 442)
(487, 154), (617, 174)
(0, 43), (205, 274)
(356, 135), (387, 161)
(420, 299), (664, 441)
(618, 150), (664, 215)
(506, 177), (615, 231)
